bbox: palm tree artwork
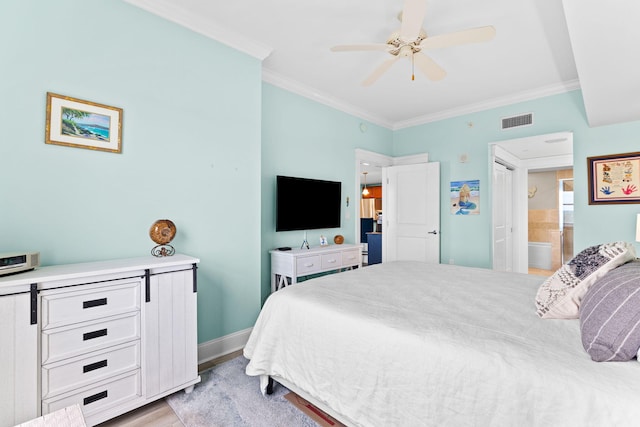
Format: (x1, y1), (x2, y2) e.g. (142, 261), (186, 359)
(61, 107), (110, 141)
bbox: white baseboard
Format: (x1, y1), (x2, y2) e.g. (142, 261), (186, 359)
(197, 327), (252, 364)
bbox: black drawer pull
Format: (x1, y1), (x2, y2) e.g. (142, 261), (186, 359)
(30, 284), (38, 325)
(83, 390), (108, 405)
(83, 328), (107, 341)
(145, 269), (151, 303)
(83, 298), (107, 309)
(83, 359), (108, 373)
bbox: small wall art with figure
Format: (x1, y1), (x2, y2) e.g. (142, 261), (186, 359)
(451, 179), (480, 215)
(588, 151), (640, 204)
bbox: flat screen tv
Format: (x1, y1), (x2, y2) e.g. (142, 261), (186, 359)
(276, 175), (342, 232)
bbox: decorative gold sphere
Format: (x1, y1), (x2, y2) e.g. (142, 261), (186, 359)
(149, 219), (176, 245)
(334, 234), (344, 244)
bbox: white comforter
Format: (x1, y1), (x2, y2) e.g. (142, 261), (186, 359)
(244, 262), (640, 426)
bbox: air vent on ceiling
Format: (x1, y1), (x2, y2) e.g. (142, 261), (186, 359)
(501, 113), (533, 130)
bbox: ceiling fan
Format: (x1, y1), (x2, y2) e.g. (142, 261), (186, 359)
(330, 0), (496, 86)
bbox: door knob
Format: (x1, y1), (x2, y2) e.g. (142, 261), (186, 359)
(428, 230), (438, 235)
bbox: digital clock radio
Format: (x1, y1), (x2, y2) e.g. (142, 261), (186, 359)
(0, 252), (40, 277)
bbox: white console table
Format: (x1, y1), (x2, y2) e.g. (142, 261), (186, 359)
(270, 244), (362, 292)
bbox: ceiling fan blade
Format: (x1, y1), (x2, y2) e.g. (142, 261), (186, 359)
(413, 52), (446, 81)
(362, 56), (400, 86)
(400, 0), (428, 40)
(330, 44), (391, 52)
(420, 26), (496, 49)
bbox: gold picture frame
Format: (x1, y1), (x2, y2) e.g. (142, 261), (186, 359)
(587, 151), (640, 204)
(45, 92), (123, 153)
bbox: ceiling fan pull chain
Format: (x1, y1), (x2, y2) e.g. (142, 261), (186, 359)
(411, 53), (415, 81)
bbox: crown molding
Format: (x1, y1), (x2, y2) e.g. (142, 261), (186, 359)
(263, 73), (580, 131)
(262, 69), (394, 130)
(120, 0), (582, 132)
(393, 79), (581, 130)
(123, 0), (272, 60)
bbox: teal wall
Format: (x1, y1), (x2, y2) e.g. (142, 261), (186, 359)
(261, 83), (392, 301)
(4, 1), (640, 345)
(394, 90), (640, 267)
(0, 0), (262, 343)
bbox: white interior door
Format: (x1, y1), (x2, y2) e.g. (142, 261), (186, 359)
(492, 162), (513, 271)
(383, 162), (440, 263)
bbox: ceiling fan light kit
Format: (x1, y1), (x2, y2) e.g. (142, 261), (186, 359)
(330, 0), (495, 86)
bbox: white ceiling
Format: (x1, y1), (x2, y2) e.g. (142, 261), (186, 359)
(124, 0), (640, 130)
(562, 0), (640, 128)
(495, 131), (573, 161)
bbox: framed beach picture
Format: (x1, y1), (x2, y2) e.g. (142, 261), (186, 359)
(587, 151), (640, 204)
(45, 92), (123, 153)
(450, 179), (480, 215)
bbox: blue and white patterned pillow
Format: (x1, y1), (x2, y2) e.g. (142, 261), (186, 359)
(580, 261), (640, 361)
(535, 242), (636, 319)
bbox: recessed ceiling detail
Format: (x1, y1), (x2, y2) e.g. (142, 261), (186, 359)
(122, 0), (637, 129)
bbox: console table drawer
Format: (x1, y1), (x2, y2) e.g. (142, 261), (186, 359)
(42, 341), (140, 399)
(42, 312), (140, 365)
(41, 280), (141, 330)
(296, 256), (321, 275)
(321, 253), (342, 269)
(42, 370), (141, 419)
(341, 249), (361, 267)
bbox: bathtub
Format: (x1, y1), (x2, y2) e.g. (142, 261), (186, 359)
(528, 242), (552, 270)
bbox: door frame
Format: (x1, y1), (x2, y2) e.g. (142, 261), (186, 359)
(354, 149), (430, 253)
(489, 131), (573, 274)
(355, 149), (394, 246)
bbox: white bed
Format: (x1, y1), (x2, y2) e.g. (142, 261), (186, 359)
(244, 261), (640, 426)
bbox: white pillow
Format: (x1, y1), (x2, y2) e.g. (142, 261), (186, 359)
(535, 242), (636, 319)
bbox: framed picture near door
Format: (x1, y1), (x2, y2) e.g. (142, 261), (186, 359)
(587, 151), (640, 204)
(450, 179), (480, 215)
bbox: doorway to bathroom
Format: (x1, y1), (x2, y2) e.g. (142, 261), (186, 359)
(490, 131), (574, 274)
(527, 169), (574, 276)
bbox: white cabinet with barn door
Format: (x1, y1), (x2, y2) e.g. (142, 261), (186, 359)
(143, 265), (199, 398)
(0, 254), (200, 427)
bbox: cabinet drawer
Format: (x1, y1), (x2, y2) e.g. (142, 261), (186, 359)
(296, 256), (321, 275)
(42, 312), (140, 365)
(41, 280), (141, 330)
(42, 370), (141, 418)
(321, 253), (342, 270)
(341, 249), (361, 267)
(42, 341), (140, 399)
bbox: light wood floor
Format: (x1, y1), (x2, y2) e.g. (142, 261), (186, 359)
(97, 350), (243, 427)
(528, 267), (554, 276)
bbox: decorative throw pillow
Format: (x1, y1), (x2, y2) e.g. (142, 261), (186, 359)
(580, 261), (640, 361)
(535, 241), (636, 319)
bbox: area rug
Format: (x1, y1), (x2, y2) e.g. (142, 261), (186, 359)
(166, 356), (320, 426)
